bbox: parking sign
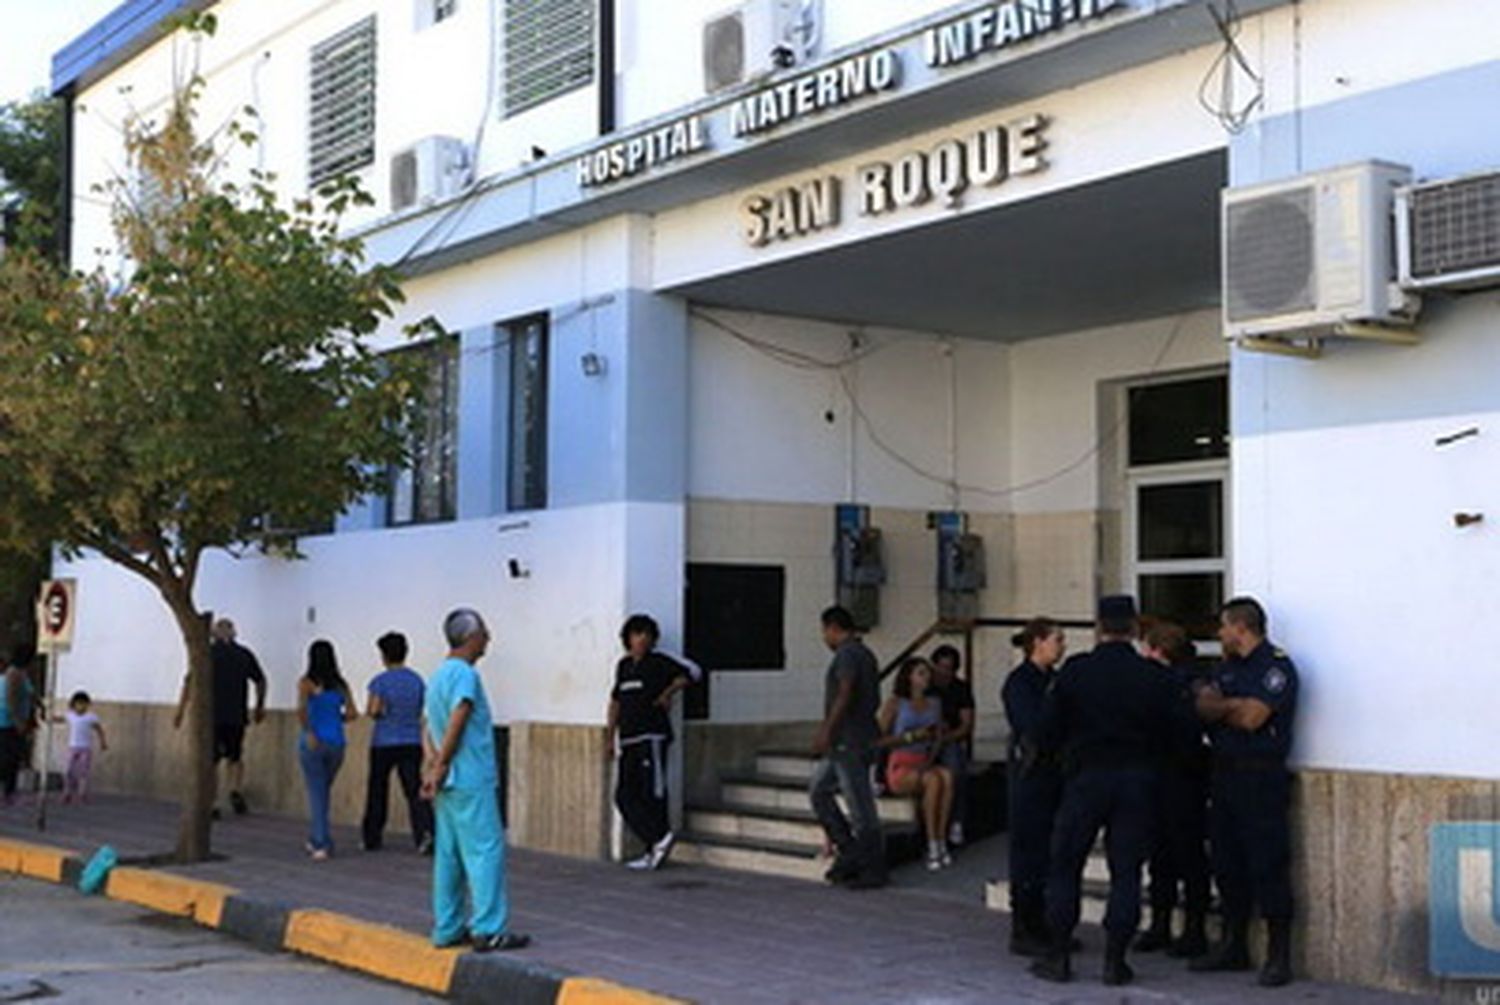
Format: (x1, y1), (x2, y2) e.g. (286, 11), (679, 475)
(1431, 822), (1500, 976)
(36, 578), (77, 650)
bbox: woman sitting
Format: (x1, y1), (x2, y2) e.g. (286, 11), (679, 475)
(877, 656), (955, 871)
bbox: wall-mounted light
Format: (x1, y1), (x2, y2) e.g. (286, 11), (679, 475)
(580, 352), (606, 378)
(507, 558), (531, 579)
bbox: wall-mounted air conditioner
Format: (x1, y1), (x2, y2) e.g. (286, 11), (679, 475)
(1396, 169), (1500, 292)
(703, 0), (821, 93)
(390, 136), (468, 212)
(1223, 161), (1419, 347)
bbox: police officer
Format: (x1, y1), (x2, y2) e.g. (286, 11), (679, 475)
(1136, 621), (1212, 958)
(1000, 618), (1067, 956)
(1190, 596), (1299, 987)
(1030, 596), (1181, 986)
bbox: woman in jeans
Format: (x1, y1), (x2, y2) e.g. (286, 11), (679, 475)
(297, 640), (355, 860)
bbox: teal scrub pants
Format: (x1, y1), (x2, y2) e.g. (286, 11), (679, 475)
(431, 787), (508, 944)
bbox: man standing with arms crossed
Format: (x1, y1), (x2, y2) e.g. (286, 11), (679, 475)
(809, 606), (885, 890)
(422, 608), (529, 952)
(1190, 596), (1299, 987)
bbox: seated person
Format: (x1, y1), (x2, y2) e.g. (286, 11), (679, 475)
(876, 657), (955, 871)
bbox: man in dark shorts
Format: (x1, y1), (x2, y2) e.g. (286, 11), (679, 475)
(175, 618), (267, 817)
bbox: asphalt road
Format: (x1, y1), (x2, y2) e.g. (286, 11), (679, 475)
(0, 875), (434, 1003)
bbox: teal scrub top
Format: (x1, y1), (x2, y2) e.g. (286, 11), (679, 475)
(424, 657), (497, 791)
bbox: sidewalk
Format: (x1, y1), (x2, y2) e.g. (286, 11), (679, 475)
(0, 794), (1432, 1004)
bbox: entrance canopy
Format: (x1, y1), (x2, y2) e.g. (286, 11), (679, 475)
(667, 151), (1224, 341)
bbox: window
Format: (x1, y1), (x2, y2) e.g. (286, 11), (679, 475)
(389, 337), (459, 526)
(1125, 373), (1230, 642)
(309, 17), (378, 186)
(501, 0), (595, 118)
(505, 316), (548, 511)
(685, 564), (787, 671)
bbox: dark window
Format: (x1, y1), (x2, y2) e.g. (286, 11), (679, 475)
(505, 316), (548, 511)
(1137, 482), (1224, 561)
(1139, 572), (1224, 642)
(501, 0), (595, 117)
(309, 17), (378, 186)
(685, 564), (786, 671)
(389, 337), (459, 526)
(1128, 375), (1228, 467)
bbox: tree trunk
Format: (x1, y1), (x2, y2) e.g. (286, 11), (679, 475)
(165, 594), (214, 863)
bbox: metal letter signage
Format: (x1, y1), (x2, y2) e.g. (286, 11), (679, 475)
(742, 114), (1050, 247)
(37, 578), (77, 651)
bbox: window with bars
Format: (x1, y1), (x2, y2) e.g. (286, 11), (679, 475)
(308, 16), (377, 187)
(501, 0), (595, 118)
(505, 315), (549, 511)
(389, 337), (460, 526)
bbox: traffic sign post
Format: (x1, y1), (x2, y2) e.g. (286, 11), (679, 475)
(34, 579), (76, 832)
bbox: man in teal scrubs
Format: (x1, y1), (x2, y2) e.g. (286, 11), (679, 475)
(421, 608), (530, 952)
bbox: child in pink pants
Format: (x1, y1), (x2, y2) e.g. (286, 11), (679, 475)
(61, 691), (107, 803)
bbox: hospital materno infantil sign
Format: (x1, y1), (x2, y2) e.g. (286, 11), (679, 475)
(575, 0), (1121, 190)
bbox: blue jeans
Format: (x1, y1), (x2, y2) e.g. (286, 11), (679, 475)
(808, 746), (884, 877)
(298, 740), (345, 852)
(432, 787), (509, 944)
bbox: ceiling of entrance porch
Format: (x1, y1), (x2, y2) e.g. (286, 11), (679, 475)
(666, 151), (1224, 342)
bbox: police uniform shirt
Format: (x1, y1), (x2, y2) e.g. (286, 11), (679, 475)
(1042, 643), (1180, 772)
(1208, 640), (1299, 761)
(1002, 661), (1052, 761)
(612, 652), (691, 743)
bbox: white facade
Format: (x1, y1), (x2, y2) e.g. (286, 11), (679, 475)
(53, 0), (1500, 800)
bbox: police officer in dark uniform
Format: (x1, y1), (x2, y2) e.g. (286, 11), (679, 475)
(1189, 596), (1299, 988)
(1030, 596), (1182, 986)
(1135, 620), (1213, 958)
(1000, 617), (1068, 956)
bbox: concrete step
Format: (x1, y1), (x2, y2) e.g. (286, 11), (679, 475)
(755, 750), (816, 783)
(673, 832), (828, 882)
(687, 803), (919, 848)
(720, 773), (917, 824)
(986, 878), (1109, 926)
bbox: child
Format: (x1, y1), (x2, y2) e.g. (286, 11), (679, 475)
(60, 691), (107, 804)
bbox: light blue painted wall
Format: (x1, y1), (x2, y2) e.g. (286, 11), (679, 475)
(1230, 61), (1500, 439)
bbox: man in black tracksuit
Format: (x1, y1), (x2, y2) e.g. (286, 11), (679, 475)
(1030, 595), (1183, 987)
(607, 614), (699, 871)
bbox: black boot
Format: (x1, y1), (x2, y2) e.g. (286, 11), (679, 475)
(1103, 932), (1135, 986)
(1028, 941), (1072, 983)
(1259, 918), (1294, 987)
(1168, 910), (1208, 959)
(1134, 907), (1173, 953)
(1188, 916), (1251, 972)
(1008, 901), (1050, 957)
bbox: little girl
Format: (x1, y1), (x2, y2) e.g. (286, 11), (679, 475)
(61, 691), (107, 803)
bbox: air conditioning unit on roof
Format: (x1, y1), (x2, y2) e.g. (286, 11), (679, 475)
(703, 0), (820, 93)
(1396, 169), (1500, 292)
(390, 136), (468, 212)
(1222, 161), (1420, 350)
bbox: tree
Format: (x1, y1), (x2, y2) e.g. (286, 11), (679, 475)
(0, 23), (430, 861)
(0, 93), (64, 258)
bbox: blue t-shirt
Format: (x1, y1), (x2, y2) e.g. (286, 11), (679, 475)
(306, 688), (347, 748)
(424, 657), (497, 791)
(369, 667), (425, 748)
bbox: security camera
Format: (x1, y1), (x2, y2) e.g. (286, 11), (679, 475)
(770, 44), (796, 69)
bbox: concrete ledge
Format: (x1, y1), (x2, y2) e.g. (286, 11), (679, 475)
(285, 909), (463, 995)
(0, 837), (79, 882)
(106, 867), (234, 928)
(450, 954), (568, 1005)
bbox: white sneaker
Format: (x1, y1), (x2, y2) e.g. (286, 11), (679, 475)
(625, 853), (655, 870)
(926, 852), (943, 872)
(941, 847), (954, 868)
(948, 822), (965, 847)
(647, 831), (676, 870)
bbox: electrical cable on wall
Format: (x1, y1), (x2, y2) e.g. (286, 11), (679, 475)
(691, 307), (1192, 502)
(1198, 0), (1264, 133)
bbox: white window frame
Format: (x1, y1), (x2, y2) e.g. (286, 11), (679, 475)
(1121, 369), (1230, 651)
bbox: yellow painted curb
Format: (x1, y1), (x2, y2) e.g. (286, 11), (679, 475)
(558, 977), (687, 1004)
(105, 867), (236, 928)
(284, 909), (461, 995)
(0, 836), (76, 882)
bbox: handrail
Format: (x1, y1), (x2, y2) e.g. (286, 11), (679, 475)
(877, 615), (1095, 681)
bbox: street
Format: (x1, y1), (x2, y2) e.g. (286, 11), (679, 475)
(0, 875), (432, 1004)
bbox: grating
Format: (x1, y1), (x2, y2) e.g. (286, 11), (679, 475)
(1407, 174), (1500, 280)
(308, 17), (377, 186)
(1226, 186), (1316, 322)
(501, 0), (595, 118)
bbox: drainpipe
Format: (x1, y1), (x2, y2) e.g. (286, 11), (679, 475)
(56, 88), (75, 267)
(598, 0), (617, 136)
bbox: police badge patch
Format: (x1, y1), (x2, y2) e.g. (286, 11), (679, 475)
(1263, 668), (1288, 694)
